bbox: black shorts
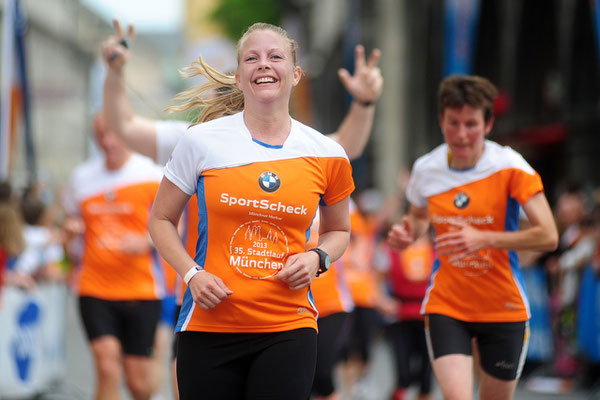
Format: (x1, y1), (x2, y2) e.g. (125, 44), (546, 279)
(79, 296), (161, 357)
(386, 320), (432, 394)
(313, 312), (352, 396)
(425, 314), (529, 381)
(340, 306), (380, 363)
(171, 305), (182, 360)
(177, 328), (317, 400)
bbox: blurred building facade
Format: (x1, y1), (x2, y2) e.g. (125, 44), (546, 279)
(0, 0), (183, 191)
(2, 0), (598, 203)
(1, 0), (103, 188)
(288, 0), (600, 202)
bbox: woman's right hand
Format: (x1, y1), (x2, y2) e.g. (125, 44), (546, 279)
(188, 270), (233, 310)
(387, 215), (413, 252)
(101, 19), (134, 70)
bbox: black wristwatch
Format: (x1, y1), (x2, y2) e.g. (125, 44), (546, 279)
(309, 248), (331, 277)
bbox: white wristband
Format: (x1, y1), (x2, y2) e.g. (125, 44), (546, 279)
(183, 265), (204, 286)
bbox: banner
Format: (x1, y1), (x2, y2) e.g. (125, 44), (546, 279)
(594, 0), (600, 69)
(1, 0), (36, 183)
(521, 265), (553, 362)
(0, 283), (67, 398)
(443, 0), (481, 76)
(576, 265), (600, 362)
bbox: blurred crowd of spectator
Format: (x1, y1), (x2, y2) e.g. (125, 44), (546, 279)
(2, 175), (600, 396)
(0, 181), (68, 300)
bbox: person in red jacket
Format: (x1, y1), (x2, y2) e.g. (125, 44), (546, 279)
(379, 233), (435, 400)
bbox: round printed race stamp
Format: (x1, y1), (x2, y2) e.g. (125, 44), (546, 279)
(228, 220), (289, 279)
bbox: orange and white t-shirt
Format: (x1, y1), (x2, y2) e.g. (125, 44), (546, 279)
(156, 119), (199, 305)
(65, 154), (164, 301)
(164, 112), (354, 333)
(308, 206), (355, 319)
(341, 210), (379, 308)
(407, 140), (544, 322)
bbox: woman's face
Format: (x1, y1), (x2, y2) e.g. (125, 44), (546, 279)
(235, 29), (301, 106)
(440, 105), (494, 169)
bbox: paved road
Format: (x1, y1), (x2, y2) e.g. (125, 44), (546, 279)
(352, 336), (595, 400)
(43, 291), (595, 399)
(42, 292), (174, 400)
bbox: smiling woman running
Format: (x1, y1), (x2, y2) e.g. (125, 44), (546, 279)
(387, 75), (558, 400)
(149, 23), (354, 400)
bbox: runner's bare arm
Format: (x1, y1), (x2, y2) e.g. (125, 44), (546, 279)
(102, 19), (158, 160)
(436, 193), (558, 261)
(276, 197), (351, 290)
(329, 45), (383, 160)
(149, 177), (232, 309)
(387, 204), (429, 252)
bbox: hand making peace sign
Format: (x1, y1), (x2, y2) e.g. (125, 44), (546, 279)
(101, 19), (135, 70)
(338, 45), (383, 105)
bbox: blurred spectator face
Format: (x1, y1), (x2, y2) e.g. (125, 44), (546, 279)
(356, 188), (382, 216)
(94, 114), (129, 168)
(440, 105), (493, 169)
(556, 192), (585, 228)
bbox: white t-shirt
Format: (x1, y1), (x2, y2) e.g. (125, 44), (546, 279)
(14, 225), (64, 274)
(155, 120), (189, 165)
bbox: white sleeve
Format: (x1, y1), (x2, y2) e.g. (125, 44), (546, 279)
(405, 166), (427, 208)
(373, 244), (392, 273)
(559, 237), (595, 271)
(62, 176), (79, 216)
(163, 132), (205, 195)
(13, 236), (64, 274)
(13, 248), (39, 274)
(45, 242), (65, 264)
(155, 120), (189, 166)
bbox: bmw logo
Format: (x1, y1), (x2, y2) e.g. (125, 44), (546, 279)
(104, 190), (116, 201)
(454, 192), (470, 209)
(258, 171), (281, 193)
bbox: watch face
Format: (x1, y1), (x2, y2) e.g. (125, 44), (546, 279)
(323, 254), (331, 270)
(312, 248), (331, 274)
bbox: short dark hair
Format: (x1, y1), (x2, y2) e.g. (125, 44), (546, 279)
(438, 75), (498, 122)
(0, 181), (11, 202)
(21, 195), (45, 225)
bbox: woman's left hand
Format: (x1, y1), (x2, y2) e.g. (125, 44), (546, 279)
(275, 251), (320, 290)
(435, 219), (490, 262)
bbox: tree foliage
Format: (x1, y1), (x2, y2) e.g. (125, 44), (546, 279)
(211, 0), (283, 41)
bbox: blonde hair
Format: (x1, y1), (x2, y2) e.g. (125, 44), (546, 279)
(166, 56), (244, 124)
(237, 22), (297, 65)
(167, 23), (298, 126)
(0, 203), (24, 256)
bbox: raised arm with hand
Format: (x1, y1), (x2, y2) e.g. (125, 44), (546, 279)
(330, 45), (383, 160)
(387, 204), (430, 252)
(102, 19), (158, 160)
